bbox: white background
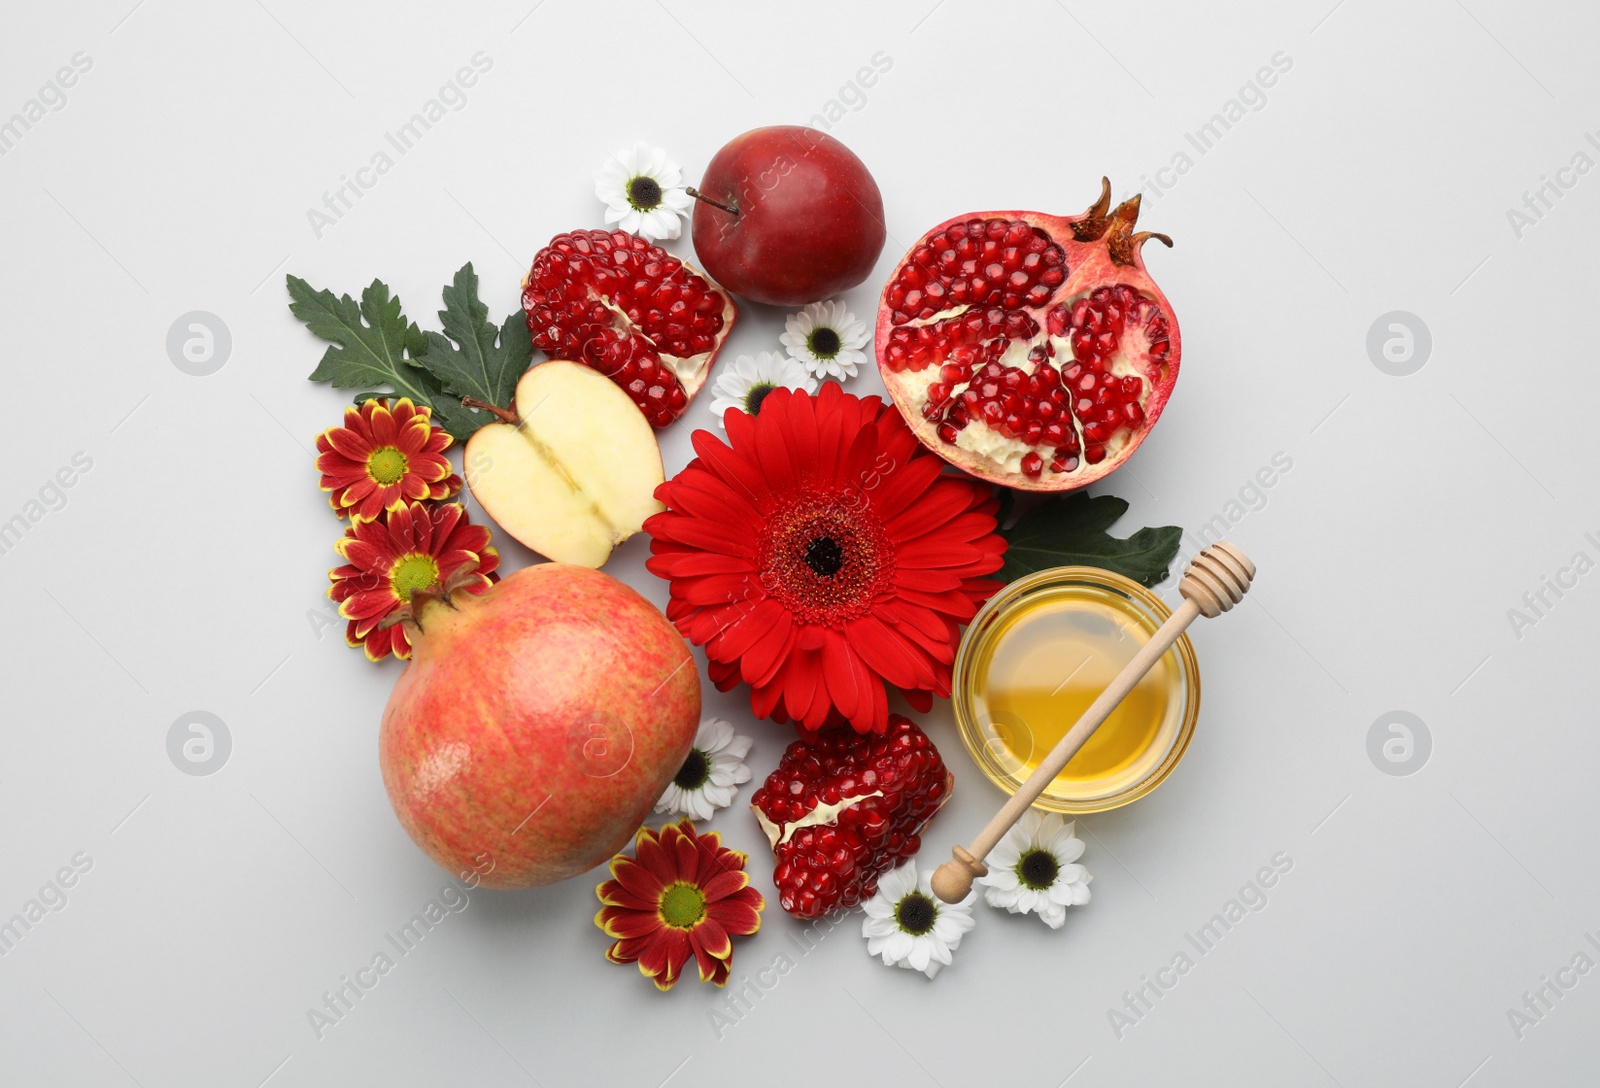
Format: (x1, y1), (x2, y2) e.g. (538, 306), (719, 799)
(2, 1), (1598, 1085)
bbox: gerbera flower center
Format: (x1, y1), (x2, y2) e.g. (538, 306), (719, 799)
(744, 382), (777, 416)
(628, 175), (664, 210)
(390, 553), (441, 603)
(673, 749), (710, 790)
(367, 446), (409, 485)
(760, 493), (892, 624)
(658, 882), (708, 929)
(895, 892), (937, 935)
(808, 326), (841, 358)
(1018, 849), (1060, 890)
(804, 536), (844, 577)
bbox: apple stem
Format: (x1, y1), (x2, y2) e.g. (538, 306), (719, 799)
(686, 187), (739, 217)
(461, 397), (519, 426)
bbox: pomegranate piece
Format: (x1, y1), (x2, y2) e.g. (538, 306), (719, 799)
(521, 229), (738, 428)
(876, 180), (1180, 491)
(751, 715), (952, 919)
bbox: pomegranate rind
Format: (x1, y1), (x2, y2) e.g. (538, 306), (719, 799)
(875, 203), (1181, 492)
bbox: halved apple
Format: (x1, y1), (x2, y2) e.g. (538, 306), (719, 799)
(464, 361), (665, 568)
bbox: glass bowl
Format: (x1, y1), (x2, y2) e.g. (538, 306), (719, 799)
(952, 566), (1201, 814)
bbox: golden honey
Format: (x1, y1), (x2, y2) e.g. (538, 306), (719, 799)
(954, 568), (1199, 813)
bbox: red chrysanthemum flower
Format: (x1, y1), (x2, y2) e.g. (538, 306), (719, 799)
(327, 501), (499, 661)
(595, 820), (764, 991)
(315, 398), (461, 522)
(645, 383), (1006, 735)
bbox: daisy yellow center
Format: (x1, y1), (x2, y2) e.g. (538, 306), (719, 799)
(760, 492), (893, 624)
(1018, 849), (1060, 890)
(659, 882), (707, 929)
(744, 382), (777, 416)
(390, 553), (441, 603)
(674, 749), (710, 790)
(895, 892), (937, 936)
(808, 327), (841, 359)
(628, 175), (664, 211)
(367, 446), (409, 485)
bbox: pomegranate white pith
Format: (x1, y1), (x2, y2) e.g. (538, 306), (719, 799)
(876, 181), (1181, 491)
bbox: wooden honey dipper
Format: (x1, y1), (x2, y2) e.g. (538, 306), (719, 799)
(930, 542), (1256, 904)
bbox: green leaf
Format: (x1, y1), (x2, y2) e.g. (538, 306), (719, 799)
(997, 491), (1183, 588)
(414, 263), (533, 436)
(290, 274), (440, 409)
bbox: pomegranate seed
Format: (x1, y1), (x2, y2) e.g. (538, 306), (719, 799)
(886, 203), (1175, 489)
(523, 228), (728, 428)
(1021, 451), (1043, 477)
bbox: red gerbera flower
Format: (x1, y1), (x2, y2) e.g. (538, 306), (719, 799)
(315, 398), (461, 522)
(595, 820), (764, 991)
(645, 383), (1006, 735)
(327, 500), (499, 661)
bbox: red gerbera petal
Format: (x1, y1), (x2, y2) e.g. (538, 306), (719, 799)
(649, 388), (1006, 734)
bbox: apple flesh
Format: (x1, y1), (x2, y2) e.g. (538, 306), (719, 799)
(379, 564), (701, 889)
(465, 361), (664, 567)
(691, 126), (886, 306)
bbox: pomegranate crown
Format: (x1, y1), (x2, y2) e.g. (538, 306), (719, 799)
(1072, 177), (1173, 266)
(376, 562), (487, 632)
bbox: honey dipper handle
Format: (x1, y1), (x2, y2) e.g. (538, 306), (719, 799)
(931, 542), (1255, 905)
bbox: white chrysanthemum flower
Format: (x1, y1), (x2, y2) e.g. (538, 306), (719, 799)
(861, 861), (976, 979)
(780, 299), (870, 380)
(654, 718), (754, 821)
(593, 142), (693, 241)
(976, 810), (1092, 928)
(707, 351), (818, 427)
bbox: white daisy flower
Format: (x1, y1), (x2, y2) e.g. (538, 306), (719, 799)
(780, 299), (870, 381)
(593, 141), (693, 242)
(654, 718), (753, 821)
(861, 861), (976, 979)
(707, 351), (818, 428)
(977, 810), (1092, 929)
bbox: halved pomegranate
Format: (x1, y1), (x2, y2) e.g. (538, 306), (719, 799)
(875, 181), (1180, 490)
(521, 229), (738, 428)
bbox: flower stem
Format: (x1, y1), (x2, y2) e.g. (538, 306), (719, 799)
(686, 187), (739, 217)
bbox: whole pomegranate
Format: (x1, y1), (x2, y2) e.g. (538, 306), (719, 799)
(876, 180), (1180, 490)
(379, 564), (700, 888)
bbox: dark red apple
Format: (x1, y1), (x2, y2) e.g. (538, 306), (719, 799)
(690, 126), (885, 306)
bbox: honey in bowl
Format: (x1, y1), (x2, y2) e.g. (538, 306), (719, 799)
(954, 567), (1199, 813)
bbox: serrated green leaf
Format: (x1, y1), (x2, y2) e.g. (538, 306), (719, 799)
(997, 491), (1182, 588)
(290, 274), (441, 413)
(414, 263), (533, 436)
